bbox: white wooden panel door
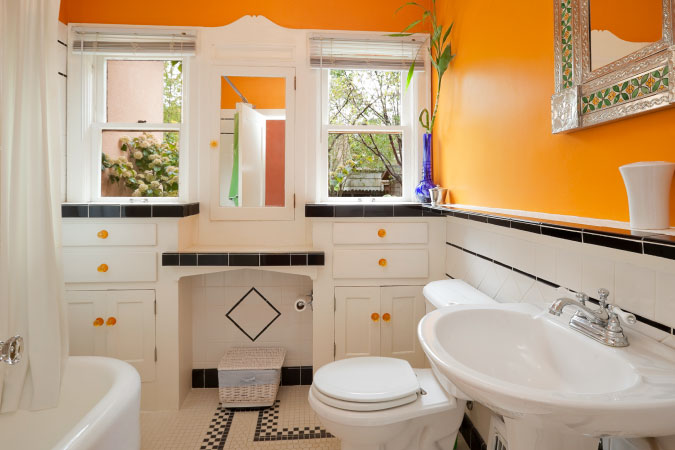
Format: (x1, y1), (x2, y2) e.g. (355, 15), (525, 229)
(105, 290), (156, 382)
(62, 223), (156, 246)
(65, 290), (107, 357)
(335, 287), (380, 360)
(333, 223), (428, 245)
(380, 286), (426, 367)
(237, 103), (266, 207)
(333, 249), (429, 279)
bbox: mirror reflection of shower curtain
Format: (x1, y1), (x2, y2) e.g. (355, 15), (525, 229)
(236, 103), (266, 207)
(0, 0), (67, 412)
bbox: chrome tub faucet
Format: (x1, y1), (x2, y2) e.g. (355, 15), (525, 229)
(549, 288), (635, 347)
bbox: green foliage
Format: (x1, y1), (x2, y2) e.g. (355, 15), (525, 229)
(102, 132), (179, 197)
(163, 60), (183, 124)
(392, 0), (455, 133)
(327, 70), (403, 197)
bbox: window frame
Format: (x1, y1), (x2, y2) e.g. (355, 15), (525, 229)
(318, 68), (418, 203)
(90, 56), (188, 203)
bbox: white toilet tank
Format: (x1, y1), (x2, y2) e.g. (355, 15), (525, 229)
(423, 279), (496, 313)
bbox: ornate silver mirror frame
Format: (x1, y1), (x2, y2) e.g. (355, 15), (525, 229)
(552, 0), (675, 133)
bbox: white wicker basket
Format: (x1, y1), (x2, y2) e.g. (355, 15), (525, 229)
(217, 347), (286, 408)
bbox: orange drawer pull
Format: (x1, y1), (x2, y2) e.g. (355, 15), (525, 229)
(371, 312), (380, 322)
(382, 313), (391, 322)
(377, 229), (386, 238)
(93, 317), (104, 327)
(378, 258), (387, 267)
(97, 264), (109, 273)
(106, 317), (117, 326)
(97, 230), (109, 239)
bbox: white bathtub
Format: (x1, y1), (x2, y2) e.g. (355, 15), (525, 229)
(0, 356), (140, 450)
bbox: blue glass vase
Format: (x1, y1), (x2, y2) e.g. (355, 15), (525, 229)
(415, 133), (435, 203)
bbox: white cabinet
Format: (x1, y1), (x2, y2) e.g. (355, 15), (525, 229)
(335, 285), (426, 367)
(65, 289), (156, 382)
(333, 249), (428, 279)
(333, 222), (428, 244)
(63, 250), (157, 283)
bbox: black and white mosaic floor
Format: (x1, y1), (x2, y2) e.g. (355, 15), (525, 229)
(141, 386), (339, 450)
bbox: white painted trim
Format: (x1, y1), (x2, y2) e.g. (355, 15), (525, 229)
(449, 203), (675, 235)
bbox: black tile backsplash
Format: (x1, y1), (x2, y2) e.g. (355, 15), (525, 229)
(541, 225), (582, 242)
(363, 204), (394, 217)
(334, 204), (364, 217)
(198, 253), (229, 266)
(89, 204), (121, 218)
(644, 242), (675, 261)
(62, 202), (200, 218)
(162, 251), (325, 267)
(204, 368), (219, 388)
(393, 204), (425, 216)
(583, 233), (643, 254)
(510, 220), (540, 234)
(281, 367), (301, 386)
(229, 253), (260, 266)
(192, 369), (205, 388)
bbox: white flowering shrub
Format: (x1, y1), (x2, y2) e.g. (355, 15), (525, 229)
(101, 132), (179, 197)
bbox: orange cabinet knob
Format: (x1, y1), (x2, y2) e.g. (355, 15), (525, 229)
(97, 230), (109, 239)
(93, 317), (104, 327)
(377, 228), (386, 238)
(382, 313), (391, 322)
(371, 312), (380, 322)
(97, 264), (109, 273)
(378, 258), (387, 267)
(106, 317), (117, 326)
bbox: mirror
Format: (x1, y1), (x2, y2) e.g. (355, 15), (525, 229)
(219, 75), (286, 207)
(589, 0), (662, 70)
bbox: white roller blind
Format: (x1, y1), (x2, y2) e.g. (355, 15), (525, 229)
(72, 28), (196, 55)
(309, 35), (425, 70)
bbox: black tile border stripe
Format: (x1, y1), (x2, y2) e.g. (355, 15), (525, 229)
(162, 251), (325, 267)
(192, 366), (313, 388)
(446, 241), (674, 336)
(304, 203), (675, 262)
(61, 202), (200, 218)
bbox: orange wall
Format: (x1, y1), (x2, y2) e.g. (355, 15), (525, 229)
(221, 76), (285, 110)
(59, 0), (428, 31)
(590, 0), (662, 42)
(433, 0), (675, 225)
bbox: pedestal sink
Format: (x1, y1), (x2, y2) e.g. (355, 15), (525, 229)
(418, 303), (675, 450)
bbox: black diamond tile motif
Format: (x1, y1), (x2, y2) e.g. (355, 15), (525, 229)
(225, 287), (281, 342)
(200, 406), (234, 449)
(253, 400), (333, 441)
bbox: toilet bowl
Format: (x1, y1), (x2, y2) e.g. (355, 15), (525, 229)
(309, 279), (496, 450)
(308, 357), (465, 450)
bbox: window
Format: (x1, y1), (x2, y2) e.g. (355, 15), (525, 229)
(67, 28), (195, 202)
(98, 58), (183, 199)
(323, 69), (413, 200)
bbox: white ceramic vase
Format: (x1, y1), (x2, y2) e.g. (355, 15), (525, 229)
(619, 161), (675, 230)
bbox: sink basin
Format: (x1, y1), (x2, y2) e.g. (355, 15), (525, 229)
(418, 303), (675, 449)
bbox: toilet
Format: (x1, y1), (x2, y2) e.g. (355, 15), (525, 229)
(309, 280), (496, 450)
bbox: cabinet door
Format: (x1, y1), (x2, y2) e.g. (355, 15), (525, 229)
(65, 290), (108, 357)
(380, 286), (426, 367)
(65, 289), (155, 382)
(335, 287), (381, 360)
(104, 290), (156, 382)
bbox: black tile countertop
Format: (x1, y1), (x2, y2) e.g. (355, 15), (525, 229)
(162, 251), (325, 267)
(62, 202), (200, 218)
(305, 203), (675, 261)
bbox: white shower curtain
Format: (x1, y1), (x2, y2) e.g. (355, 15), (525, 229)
(0, 0), (67, 411)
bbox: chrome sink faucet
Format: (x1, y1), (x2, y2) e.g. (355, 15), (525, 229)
(549, 289), (635, 347)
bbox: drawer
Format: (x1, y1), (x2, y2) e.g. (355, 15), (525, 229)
(62, 223), (157, 247)
(333, 249), (428, 279)
(333, 223), (428, 245)
(63, 250), (157, 283)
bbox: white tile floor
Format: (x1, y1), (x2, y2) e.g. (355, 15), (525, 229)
(141, 386), (471, 450)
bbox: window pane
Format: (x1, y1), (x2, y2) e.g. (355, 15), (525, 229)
(328, 132), (402, 198)
(106, 60), (183, 123)
(328, 70), (401, 126)
(101, 131), (179, 197)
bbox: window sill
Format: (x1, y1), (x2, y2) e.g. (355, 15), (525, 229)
(61, 202), (200, 218)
